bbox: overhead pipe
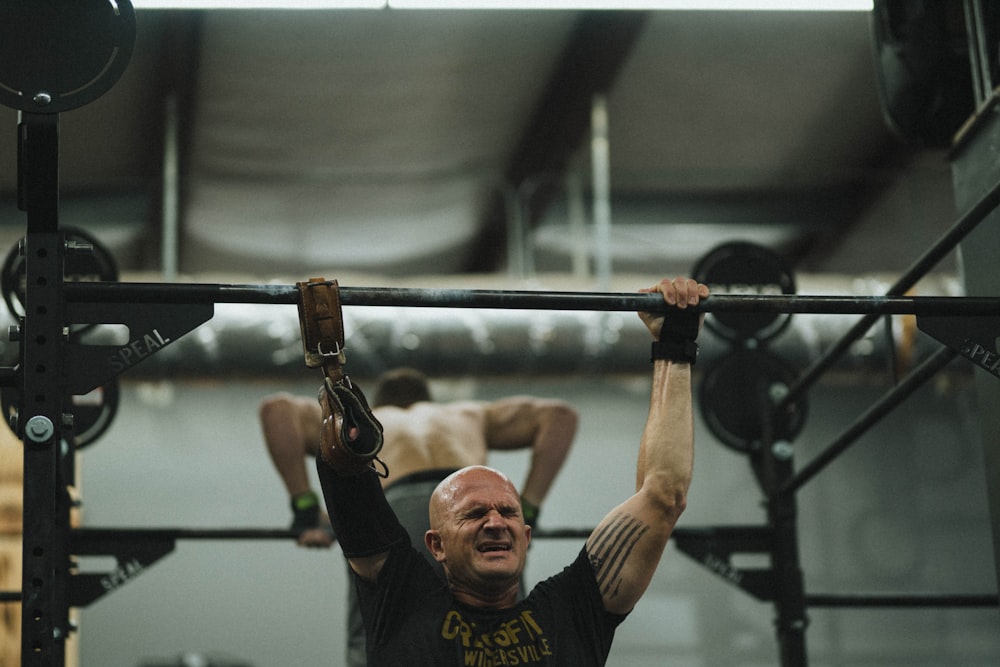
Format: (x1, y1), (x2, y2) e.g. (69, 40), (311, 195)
(161, 94), (180, 283)
(590, 93), (613, 292)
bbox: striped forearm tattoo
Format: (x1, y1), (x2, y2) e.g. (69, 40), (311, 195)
(587, 512), (649, 599)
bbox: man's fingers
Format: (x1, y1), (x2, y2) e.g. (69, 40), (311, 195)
(675, 278), (692, 308)
(662, 277), (701, 308)
(298, 528), (335, 548)
(642, 278), (710, 315)
(653, 278), (677, 306)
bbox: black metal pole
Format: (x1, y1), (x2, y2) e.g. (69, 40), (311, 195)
(62, 282), (1000, 315)
(19, 111), (70, 667)
(773, 173), (1000, 413)
(806, 593), (999, 607)
(772, 491), (808, 667)
(779, 346), (959, 496)
(753, 380), (810, 667)
(71, 527), (299, 541)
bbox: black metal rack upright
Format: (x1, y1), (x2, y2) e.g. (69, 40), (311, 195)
(17, 109), (70, 667)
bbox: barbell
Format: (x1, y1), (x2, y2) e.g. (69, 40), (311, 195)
(61, 281), (999, 316)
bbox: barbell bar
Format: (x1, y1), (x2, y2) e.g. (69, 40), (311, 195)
(62, 282), (1000, 316)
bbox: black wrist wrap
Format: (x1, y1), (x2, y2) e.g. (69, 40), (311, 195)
(651, 308), (701, 364)
(316, 457), (408, 558)
(290, 491), (321, 532)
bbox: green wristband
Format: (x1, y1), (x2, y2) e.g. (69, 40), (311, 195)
(293, 489), (320, 511)
(291, 490), (321, 532)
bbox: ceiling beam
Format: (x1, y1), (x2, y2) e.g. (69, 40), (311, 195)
(466, 10), (650, 273)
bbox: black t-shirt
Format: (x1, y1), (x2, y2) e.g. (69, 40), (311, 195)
(355, 541), (628, 666)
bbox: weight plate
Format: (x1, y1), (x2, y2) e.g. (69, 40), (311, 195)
(871, 0), (974, 149)
(69, 380), (119, 449)
(692, 241), (796, 342)
(698, 348), (808, 454)
(0, 376), (119, 449)
(1, 226), (119, 320)
(0, 0), (136, 114)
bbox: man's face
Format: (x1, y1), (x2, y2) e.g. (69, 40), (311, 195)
(427, 467), (531, 593)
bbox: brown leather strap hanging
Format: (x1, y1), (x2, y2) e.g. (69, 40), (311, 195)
(297, 277), (346, 371)
(296, 277), (385, 476)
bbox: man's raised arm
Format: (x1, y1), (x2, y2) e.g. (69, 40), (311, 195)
(585, 277), (708, 615)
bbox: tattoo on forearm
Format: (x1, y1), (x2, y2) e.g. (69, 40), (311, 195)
(588, 512), (649, 599)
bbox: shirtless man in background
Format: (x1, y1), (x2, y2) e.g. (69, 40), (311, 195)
(258, 367), (578, 666)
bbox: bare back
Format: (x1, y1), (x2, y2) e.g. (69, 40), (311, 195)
(374, 401), (491, 485)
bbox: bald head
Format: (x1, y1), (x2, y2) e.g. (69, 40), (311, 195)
(425, 465), (529, 606)
(429, 466), (519, 530)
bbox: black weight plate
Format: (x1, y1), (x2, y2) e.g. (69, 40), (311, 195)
(0, 377), (118, 449)
(692, 241), (796, 342)
(871, 0), (974, 149)
(0, 377), (18, 436)
(0, 0), (136, 114)
(69, 380), (119, 449)
(1, 237), (23, 319)
(1, 226), (118, 319)
(698, 348), (808, 454)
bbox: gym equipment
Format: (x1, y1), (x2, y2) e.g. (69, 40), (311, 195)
(1, 227), (119, 320)
(871, 0), (976, 148)
(0, 377), (118, 450)
(57, 280), (1000, 314)
(692, 240), (796, 342)
(0, 0), (135, 115)
(698, 349), (808, 454)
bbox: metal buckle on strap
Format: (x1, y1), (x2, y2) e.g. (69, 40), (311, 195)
(317, 340), (347, 364)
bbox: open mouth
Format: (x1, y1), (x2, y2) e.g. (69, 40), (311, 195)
(477, 542), (511, 553)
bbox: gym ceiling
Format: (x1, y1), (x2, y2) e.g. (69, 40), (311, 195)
(0, 3), (977, 282)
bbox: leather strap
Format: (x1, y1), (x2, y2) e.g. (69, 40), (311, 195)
(297, 277), (346, 370)
(297, 276), (387, 478)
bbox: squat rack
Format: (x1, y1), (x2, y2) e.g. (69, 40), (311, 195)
(5, 3), (1000, 667)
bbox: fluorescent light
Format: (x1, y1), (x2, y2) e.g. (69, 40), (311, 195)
(131, 1), (385, 8)
(132, 0), (873, 9)
(390, 0), (873, 8)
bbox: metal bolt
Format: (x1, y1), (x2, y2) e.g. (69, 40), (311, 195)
(772, 440), (794, 460)
(25, 415), (54, 443)
(33, 91), (52, 107)
(768, 382), (789, 403)
(65, 240), (94, 255)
